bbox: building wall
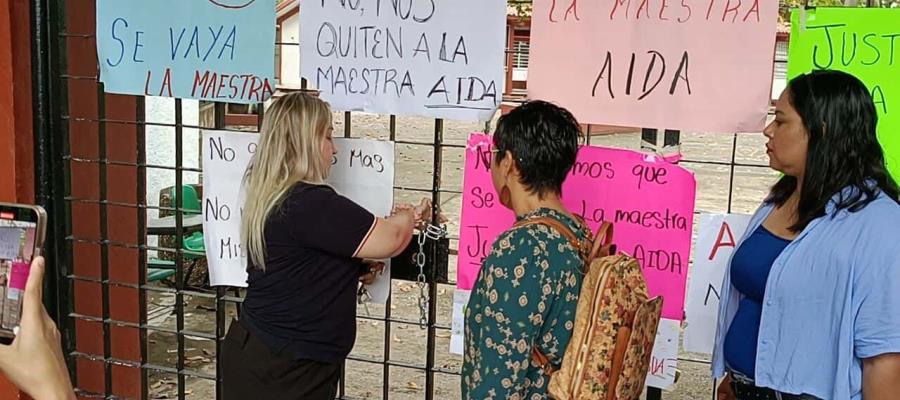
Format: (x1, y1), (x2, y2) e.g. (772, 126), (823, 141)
(0, 0), (19, 203)
(0, 0), (37, 395)
(280, 13), (302, 89)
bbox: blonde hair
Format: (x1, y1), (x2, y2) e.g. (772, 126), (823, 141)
(241, 92), (333, 270)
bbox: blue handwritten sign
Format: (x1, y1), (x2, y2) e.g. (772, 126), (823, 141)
(97, 0), (276, 103)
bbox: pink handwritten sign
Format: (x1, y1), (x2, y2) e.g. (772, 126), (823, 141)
(528, 0), (779, 133)
(458, 134), (697, 320)
(8, 261), (30, 291)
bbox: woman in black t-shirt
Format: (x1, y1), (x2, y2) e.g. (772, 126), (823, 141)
(222, 92), (423, 400)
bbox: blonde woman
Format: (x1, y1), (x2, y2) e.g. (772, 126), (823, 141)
(222, 92), (423, 399)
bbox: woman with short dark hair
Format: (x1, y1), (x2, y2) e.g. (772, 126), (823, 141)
(462, 101), (590, 399)
(713, 70), (900, 400)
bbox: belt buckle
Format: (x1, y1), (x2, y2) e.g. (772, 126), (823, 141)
(730, 371), (755, 385)
(729, 371), (770, 400)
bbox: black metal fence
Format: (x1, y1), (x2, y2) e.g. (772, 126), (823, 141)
(28, 0), (888, 399)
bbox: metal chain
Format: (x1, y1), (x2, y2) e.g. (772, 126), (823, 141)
(357, 285), (372, 316)
(415, 224), (447, 329)
(415, 233), (428, 328)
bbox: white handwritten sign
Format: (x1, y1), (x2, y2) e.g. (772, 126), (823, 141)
(327, 138), (396, 303)
(201, 130), (395, 303)
(449, 288), (470, 355)
(645, 318), (680, 389)
(299, 0), (506, 121)
(683, 213), (751, 354)
(0, 228), (22, 260)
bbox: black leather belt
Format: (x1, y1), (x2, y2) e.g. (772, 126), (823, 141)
(731, 377), (818, 400)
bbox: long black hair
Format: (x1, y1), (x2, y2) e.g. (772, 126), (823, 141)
(768, 70), (899, 233)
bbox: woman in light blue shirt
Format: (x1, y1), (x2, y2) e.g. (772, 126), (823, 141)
(713, 70), (900, 400)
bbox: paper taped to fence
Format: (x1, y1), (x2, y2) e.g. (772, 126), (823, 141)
(449, 288), (471, 355)
(201, 130), (395, 303)
(299, 0), (506, 121)
(645, 318), (680, 389)
(458, 134), (697, 320)
(787, 7), (900, 181)
(96, 0), (276, 103)
(528, 0), (779, 132)
(683, 213), (752, 354)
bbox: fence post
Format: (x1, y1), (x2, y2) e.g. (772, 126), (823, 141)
(640, 128), (682, 400)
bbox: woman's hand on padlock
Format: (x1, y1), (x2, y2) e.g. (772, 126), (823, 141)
(412, 198), (432, 229)
(392, 198), (449, 231)
(393, 199), (429, 230)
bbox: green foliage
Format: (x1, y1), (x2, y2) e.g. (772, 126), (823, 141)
(504, 0), (898, 20)
(780, 0), (899, 23)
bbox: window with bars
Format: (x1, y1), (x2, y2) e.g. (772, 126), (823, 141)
(512, 40), (530, 69)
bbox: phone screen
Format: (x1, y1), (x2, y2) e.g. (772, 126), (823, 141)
(0, 207), (39, 334)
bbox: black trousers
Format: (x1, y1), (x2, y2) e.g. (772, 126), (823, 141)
(222, 319), (341, 400)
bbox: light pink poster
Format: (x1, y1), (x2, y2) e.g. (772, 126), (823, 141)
(528, 0), (779, 133)
(458, 134), (696, 320)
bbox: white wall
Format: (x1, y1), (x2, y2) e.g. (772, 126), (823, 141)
(280, 14), (302, 89)
(771, 41), (789, 101)
(145, 97), (201, 255)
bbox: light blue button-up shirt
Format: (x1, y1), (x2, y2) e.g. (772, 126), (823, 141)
(712, 187), (900, 400)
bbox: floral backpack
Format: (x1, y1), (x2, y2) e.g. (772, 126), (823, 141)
(513, 216), (663, 400)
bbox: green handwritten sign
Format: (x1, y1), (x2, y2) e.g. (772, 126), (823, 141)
(788, 8), (900, 181)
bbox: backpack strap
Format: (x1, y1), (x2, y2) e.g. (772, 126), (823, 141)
(515, 216), (617, 261)
(516, 216), (619, 376)
(591, 221), (616, 259)
(513, 216), (591, 263)
(515, 215), (616, 376)
(514, 215), (586, 376)
(531, 346), (555, 376)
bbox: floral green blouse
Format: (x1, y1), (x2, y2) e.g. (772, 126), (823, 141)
(462, 208), (590, 400)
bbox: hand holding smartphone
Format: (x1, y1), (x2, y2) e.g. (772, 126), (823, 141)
(0, 256), (75, 400)
(0, 203), (47, 338)
(0, 203), (74, 399)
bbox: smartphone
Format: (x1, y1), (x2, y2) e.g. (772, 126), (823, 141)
(0, 203), (47, 338)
